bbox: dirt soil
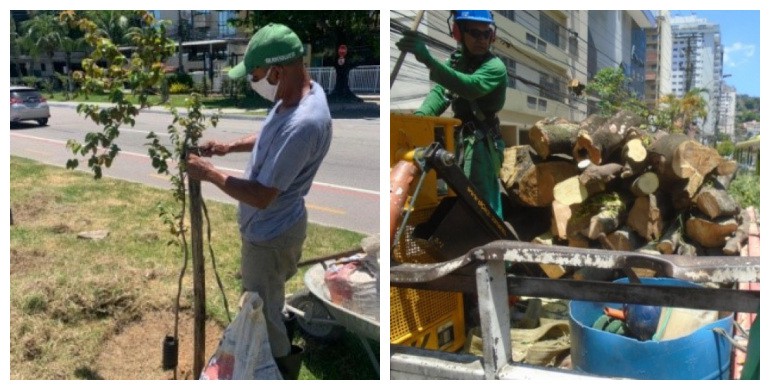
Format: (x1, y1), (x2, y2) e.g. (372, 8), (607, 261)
(94, 311), (224, 380)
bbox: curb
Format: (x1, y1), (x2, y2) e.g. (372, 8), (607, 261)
(47, 100), (380, 120)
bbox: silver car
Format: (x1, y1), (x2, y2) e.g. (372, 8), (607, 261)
(10, 86), (50, 126)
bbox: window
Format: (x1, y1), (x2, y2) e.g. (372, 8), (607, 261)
(500, 56), (517, 89)
(496, 10), (515, 23)
(539, 72), (563, 102)
(539, 12), (560, 47)
(527, 96), (537, 109)
(218, 11), (237, 37)
(526, 33), (546, 52)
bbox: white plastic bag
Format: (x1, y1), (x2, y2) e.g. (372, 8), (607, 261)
(200, 292), (282, 380)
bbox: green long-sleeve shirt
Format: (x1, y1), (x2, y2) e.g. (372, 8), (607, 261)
(415, 50), (507, 121)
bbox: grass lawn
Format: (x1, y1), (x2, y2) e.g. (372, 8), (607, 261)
(9, 156), (379, 379)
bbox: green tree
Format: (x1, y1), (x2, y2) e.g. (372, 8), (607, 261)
(585, 66), (648, 118)
(716, 140), (735, 157)
(651, 89), (708, 135)
(10, 14), (24, 78)
(62, 10), (221, 376)
(81, 10), (140, 45)
(19, 11), (66, 79)
(236, 11), (380, 101)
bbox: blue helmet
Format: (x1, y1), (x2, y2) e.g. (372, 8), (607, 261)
(454, 10), (495, 25)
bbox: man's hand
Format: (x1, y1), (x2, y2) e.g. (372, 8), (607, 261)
(396, 30), (434, 66)
(186, 154), (215, 182)
(198, 140), (230, 157)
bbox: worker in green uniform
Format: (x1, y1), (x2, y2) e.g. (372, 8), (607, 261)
(396, 10), (507, 218)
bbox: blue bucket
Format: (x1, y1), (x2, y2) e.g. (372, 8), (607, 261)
(569, 277), (733, 379)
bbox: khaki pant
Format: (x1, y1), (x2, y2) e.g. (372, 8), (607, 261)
(241, 214), (307, 358)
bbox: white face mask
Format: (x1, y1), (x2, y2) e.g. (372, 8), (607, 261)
(250, 67), (280, 102)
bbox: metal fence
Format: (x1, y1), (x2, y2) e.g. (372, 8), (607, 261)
(309, 65), (380, 94)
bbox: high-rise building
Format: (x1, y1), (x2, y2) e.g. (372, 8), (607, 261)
(670, 14), (724, 134)
(644, 11), (672, 109)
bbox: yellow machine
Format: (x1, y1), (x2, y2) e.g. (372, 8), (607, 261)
(389, 113), (467, 352)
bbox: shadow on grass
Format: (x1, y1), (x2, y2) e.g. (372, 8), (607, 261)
(300, 333), (380, 380)
(74, 366), (104, 380)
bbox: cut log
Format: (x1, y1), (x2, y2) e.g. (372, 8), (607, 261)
(568, 192), (627, 240)
(500, 146), (536, 203)
(605, 227), (644, 252)
(716, 159), (738, 177)
(551, 200), (572, 240)
(627, 194), (670, 241)
(671, 141), (722, 180)
(694, 187), (741, 219)
(578, 163), (624, 195)
(648, 133), (691, 181)
(622, 138), (648, 173)
(650, 134), (721, 181)
(579, 113), (608, 132)
(670, 172), (704, 211)
(685, 214), (739, 248)
(628, 172), (660, 197)
(532, 232), (567, 279)
(528, 117), (581, 159)
(553, 175), (589, 206)
(657, 221), (683, 255)
(573, 110), (646, 165)
(501, 146), (579, 207)
(723, 209), (749, 255)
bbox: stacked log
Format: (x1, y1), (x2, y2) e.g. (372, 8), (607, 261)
(499, 109), (749, 261)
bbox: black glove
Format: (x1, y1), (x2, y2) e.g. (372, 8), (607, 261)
(395, 30), (435, 67)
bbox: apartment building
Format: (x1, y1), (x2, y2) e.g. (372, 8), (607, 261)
(670, 14), (725, 134)
(644, 11), (673, 109)
(390, 10), (656, 146)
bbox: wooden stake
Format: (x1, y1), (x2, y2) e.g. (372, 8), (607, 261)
(188, 179), (206, 379)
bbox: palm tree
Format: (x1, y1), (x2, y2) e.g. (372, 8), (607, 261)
(10, 14), (24, 79)
(652, 90), (707, 136)
(83, 10), (137, 45)
(19, 12), (66, 80)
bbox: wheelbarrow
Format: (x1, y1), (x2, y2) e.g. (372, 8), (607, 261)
(285, 248), (380, 375)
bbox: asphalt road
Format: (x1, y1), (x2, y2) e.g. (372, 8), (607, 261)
(10, 104), (381, 236)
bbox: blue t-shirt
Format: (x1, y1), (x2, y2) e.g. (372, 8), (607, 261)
(238, 81), (332, 242)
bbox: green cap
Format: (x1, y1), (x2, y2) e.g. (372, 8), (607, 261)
(228, 23), (304, 79)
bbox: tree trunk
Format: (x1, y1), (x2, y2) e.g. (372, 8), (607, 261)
(531, 232), (567, 279)
(694, 187), (740, 219)
(622, 138), (648, 175)
(578, 162), (624, 195)
(573, 110), (646, 165)
(188, 179), (206, 379)
(501, 148), (579, 207)
(550, 200), (572, 240)
(657, 221), (682, 254)
(723, 209), (749, 255)
(605, 226), (643, 252)
(528, 117), (581, 159)
(628, 172), (660, 197)
(567, 192), (626, 240)
(627, 194), (669, 241)
(685, 214), (739, 248)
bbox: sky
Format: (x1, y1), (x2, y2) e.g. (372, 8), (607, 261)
(670, 10), (760, 97)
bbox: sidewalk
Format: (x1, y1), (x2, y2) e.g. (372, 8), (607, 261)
(48, 93), (380, 120)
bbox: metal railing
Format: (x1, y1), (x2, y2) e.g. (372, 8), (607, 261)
(309, 66), (380, 94)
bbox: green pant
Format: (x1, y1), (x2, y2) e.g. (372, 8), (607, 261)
(459, 132), (504, 219)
